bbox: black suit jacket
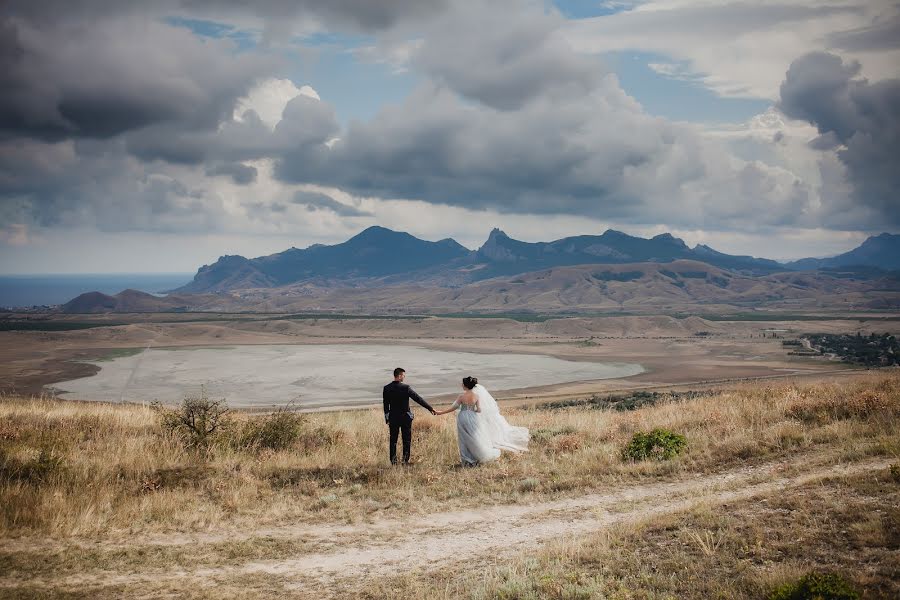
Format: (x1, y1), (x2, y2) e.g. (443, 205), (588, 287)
(383, 381), (433, 423)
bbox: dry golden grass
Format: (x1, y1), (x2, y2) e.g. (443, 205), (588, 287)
(0, 372), (898, 540)
(355, 466), (900, 600)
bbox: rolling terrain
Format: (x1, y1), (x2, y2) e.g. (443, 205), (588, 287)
(61, 258), (900, 314)
(51, 228), (900, 314)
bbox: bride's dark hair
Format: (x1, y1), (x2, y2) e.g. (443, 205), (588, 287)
(462, 376), (478, 390)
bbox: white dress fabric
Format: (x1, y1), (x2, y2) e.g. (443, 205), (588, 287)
(473, 384), (530, 452)
(451, 397), (501, 466)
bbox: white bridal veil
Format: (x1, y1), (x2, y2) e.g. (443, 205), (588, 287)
(473, 384), (529, 452)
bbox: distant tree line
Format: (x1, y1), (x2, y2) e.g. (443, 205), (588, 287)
(803, 332), (899, 367)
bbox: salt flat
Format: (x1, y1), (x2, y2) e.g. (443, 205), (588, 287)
(55, 344), (644, 408)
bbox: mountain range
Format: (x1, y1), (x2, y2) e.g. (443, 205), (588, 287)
(172, 227), (899, 294)
(59, 228), (900, 314)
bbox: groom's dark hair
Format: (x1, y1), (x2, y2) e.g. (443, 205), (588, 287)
(393, 367), (405, 378)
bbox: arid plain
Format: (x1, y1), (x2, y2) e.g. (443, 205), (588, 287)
(3, 312), (898, 404)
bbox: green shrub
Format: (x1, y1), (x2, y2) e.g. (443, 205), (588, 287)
(768, 572), (859, 600)
(152, 388), (229, 449)
(621, 428), (686, 461)
(531, 426), (578, 444)
(240, 405), (306, 451)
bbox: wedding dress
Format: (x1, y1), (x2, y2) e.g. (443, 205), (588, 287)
(472, 384), (530, 452)
(450, 398), (501, 466)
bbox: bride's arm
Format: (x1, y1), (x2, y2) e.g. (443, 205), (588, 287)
(434, 397), (461, 416)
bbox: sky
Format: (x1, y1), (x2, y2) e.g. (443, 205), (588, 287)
(1, 0), (898, 273)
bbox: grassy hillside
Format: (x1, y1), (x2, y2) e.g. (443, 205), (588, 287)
(1, 372), (898, 597)
(1, 374), (897, 537)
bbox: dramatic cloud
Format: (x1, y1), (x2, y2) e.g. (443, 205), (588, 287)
(0, 0), (897, 274)
(778, 51), (900, 226)
(270, 2), (822, 229)
(0, 12), (276, 142)
(413, 2), (602, 110)
(180, 0), (450, 34)
(566, 1), (900, 99)
(1, 0), (449, 37)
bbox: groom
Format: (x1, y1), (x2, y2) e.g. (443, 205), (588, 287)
(383, 367), (435, 465)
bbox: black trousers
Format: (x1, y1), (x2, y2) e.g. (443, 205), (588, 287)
(389, 418), (413, 464)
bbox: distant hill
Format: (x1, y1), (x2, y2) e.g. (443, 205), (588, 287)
(61, 259), (900, 314)
(62, 289), (218, 313)
(787, 233), (900, 271)
(246, 260), (898, 314)
(174, 226), (786, 294)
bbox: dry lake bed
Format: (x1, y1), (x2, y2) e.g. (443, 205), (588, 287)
(54, 344), (644, 409)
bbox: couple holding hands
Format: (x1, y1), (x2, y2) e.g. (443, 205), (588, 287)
(382, 367), (530, 466)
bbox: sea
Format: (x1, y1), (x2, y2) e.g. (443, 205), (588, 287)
(0, 274), (193, 308)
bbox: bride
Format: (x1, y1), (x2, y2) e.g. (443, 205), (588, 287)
(472, 379), (529, 453)
(434, 376), (529, 466)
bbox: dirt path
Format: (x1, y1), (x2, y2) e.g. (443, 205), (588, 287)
(3, 453), (890, 595)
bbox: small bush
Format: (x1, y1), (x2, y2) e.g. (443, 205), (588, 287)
(518, 478), (540, 492)
(622, 428), (686, 461)
(0, 446), (65, 483)
(241, 406), (305, 451)
(554, 433), (582, 453)
(532, 426), (578, 444)
(152, 388), (229, 449)
(890, 463), (900, 483)
(768, 572), (859, 600)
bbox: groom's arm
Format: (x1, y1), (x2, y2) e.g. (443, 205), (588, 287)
(408, 387), (435, 414)
(382, 388), (390, 424)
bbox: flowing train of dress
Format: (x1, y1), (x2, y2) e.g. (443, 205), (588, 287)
(451, 399), (501, 466)
(473, 384), (529, 452)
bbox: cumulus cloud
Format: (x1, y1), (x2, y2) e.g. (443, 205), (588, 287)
(778, 51), (900, 226)
(413, 1), (603, 110)
(268, 3), (824, 230)
(234, 79), (320, 129)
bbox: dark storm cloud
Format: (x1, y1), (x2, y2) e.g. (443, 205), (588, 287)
(0, 8), (276, 142)
(0, 135), (229, 233)
(1, 0), (449, 37)
(293, 191), (372, 217)
(206, 162), (258, 185)
(778, 51), (900, 225)
(180, 0), (450, 33)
